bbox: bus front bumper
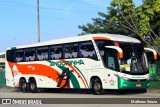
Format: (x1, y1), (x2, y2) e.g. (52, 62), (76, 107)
(118, 77), (150, 89)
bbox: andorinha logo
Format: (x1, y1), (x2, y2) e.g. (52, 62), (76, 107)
(49, 59), (85, 66)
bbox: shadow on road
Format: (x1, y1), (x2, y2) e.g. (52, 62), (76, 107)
(9, 88), (148, 95)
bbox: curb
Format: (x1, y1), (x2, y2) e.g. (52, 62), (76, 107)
(147, 89), (160, 93)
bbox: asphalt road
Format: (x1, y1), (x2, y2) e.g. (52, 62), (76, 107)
(0, 88), (160, 107)
(0, 88), (160, 98)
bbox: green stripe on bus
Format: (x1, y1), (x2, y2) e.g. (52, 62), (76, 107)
(58, 66), (80, 89)
(74, 66), (89, 88)
(47, 60), (80, 88)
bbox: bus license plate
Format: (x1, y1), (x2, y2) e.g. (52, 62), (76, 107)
(136, 84), (141, 87)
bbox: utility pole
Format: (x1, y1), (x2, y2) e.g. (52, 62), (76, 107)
(37, 0), (40, 42)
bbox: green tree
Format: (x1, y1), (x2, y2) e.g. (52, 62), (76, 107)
(0, 54), (5, 58)
(79, 0), (160, 54)
(78, 8), (131, 36)
(110, 0), (160, 54)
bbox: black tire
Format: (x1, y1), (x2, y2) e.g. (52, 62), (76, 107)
(20, 79), (28, 93)
(29, 79), (38, 93)
(92, 79), (104, 95)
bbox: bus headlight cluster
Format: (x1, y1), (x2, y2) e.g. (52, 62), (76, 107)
(122, 76), (129, 80)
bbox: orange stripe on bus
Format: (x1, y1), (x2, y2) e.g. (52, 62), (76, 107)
(7, 62), (69, 88)
(60, 59), (87, 88)
(93, 37), (110, 41)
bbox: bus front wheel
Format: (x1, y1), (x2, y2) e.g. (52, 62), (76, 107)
(92, 79), (104, 95)
(29, 80), (38, 93)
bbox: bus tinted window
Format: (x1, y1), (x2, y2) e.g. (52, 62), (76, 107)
(118, 43), (144, 52)
(7, 50), (15, 62)
(80, 41), (97, 60)
(50, 45), (63, 60)
(95, 40), (114, 56)
(64, 43), (78, 59)
(106, 50), (117, 70)
(25, 48), (36, 61)
(16, 50), (24, 62)
(37, 47), (48, 60)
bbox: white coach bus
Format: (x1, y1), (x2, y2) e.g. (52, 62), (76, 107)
(5, 34), (157, 94)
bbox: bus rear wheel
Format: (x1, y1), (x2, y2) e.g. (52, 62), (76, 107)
(92, 79), (104, 95)
(20, 79), (28, 93)
(29, 80), (38, 93)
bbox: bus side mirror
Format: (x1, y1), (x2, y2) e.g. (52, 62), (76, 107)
(118, 50), (123, 59)
(105, 46), (123, 59)
(144, 48), (157, 60)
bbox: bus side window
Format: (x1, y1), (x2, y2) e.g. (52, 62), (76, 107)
(95, 40), (114, 57)
(16, 50), (24, 62)
(25, 48), (36, 61)
(50, 45), (63, 60)
(79, 41), (97, 60)
(106, 49), (118, 71)
(64, 43), (78, 59)
(37, 47), (48, 60)
(7, 50), (16, 62)
(72, 44), (78, 58)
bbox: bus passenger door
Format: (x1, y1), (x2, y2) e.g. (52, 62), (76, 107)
(105, 49), (119, 89)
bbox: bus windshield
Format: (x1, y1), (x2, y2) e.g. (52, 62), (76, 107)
(96, 40), (148, 75)
(118, 42), (148, 75)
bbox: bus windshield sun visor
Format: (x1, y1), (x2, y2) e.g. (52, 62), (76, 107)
(144, 48), (158, 60)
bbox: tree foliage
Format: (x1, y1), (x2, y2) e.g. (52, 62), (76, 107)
(110, 0), (160, 54)
(78, 0), (160, 54)
(78, 9), (132, 36)
(0, 54), (5, 58)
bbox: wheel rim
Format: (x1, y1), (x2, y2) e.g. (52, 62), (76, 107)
(22, 82), (26, 92)
(30, 82), (36, 91)
(94, 82), (101, 92)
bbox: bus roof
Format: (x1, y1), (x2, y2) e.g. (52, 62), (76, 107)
(7, 33), (140, 50)
(92, 34), (140, 42)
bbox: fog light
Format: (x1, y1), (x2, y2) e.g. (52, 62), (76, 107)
(123, 83), (127, 87)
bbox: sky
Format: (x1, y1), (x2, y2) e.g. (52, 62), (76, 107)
(0, 0), (142, 52)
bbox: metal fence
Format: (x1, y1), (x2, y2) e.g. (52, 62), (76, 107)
(0, 69), (6, 87)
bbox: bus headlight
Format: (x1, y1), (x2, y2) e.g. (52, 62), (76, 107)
(123, 83), (127, 87)
(122, 76), (129, 80)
